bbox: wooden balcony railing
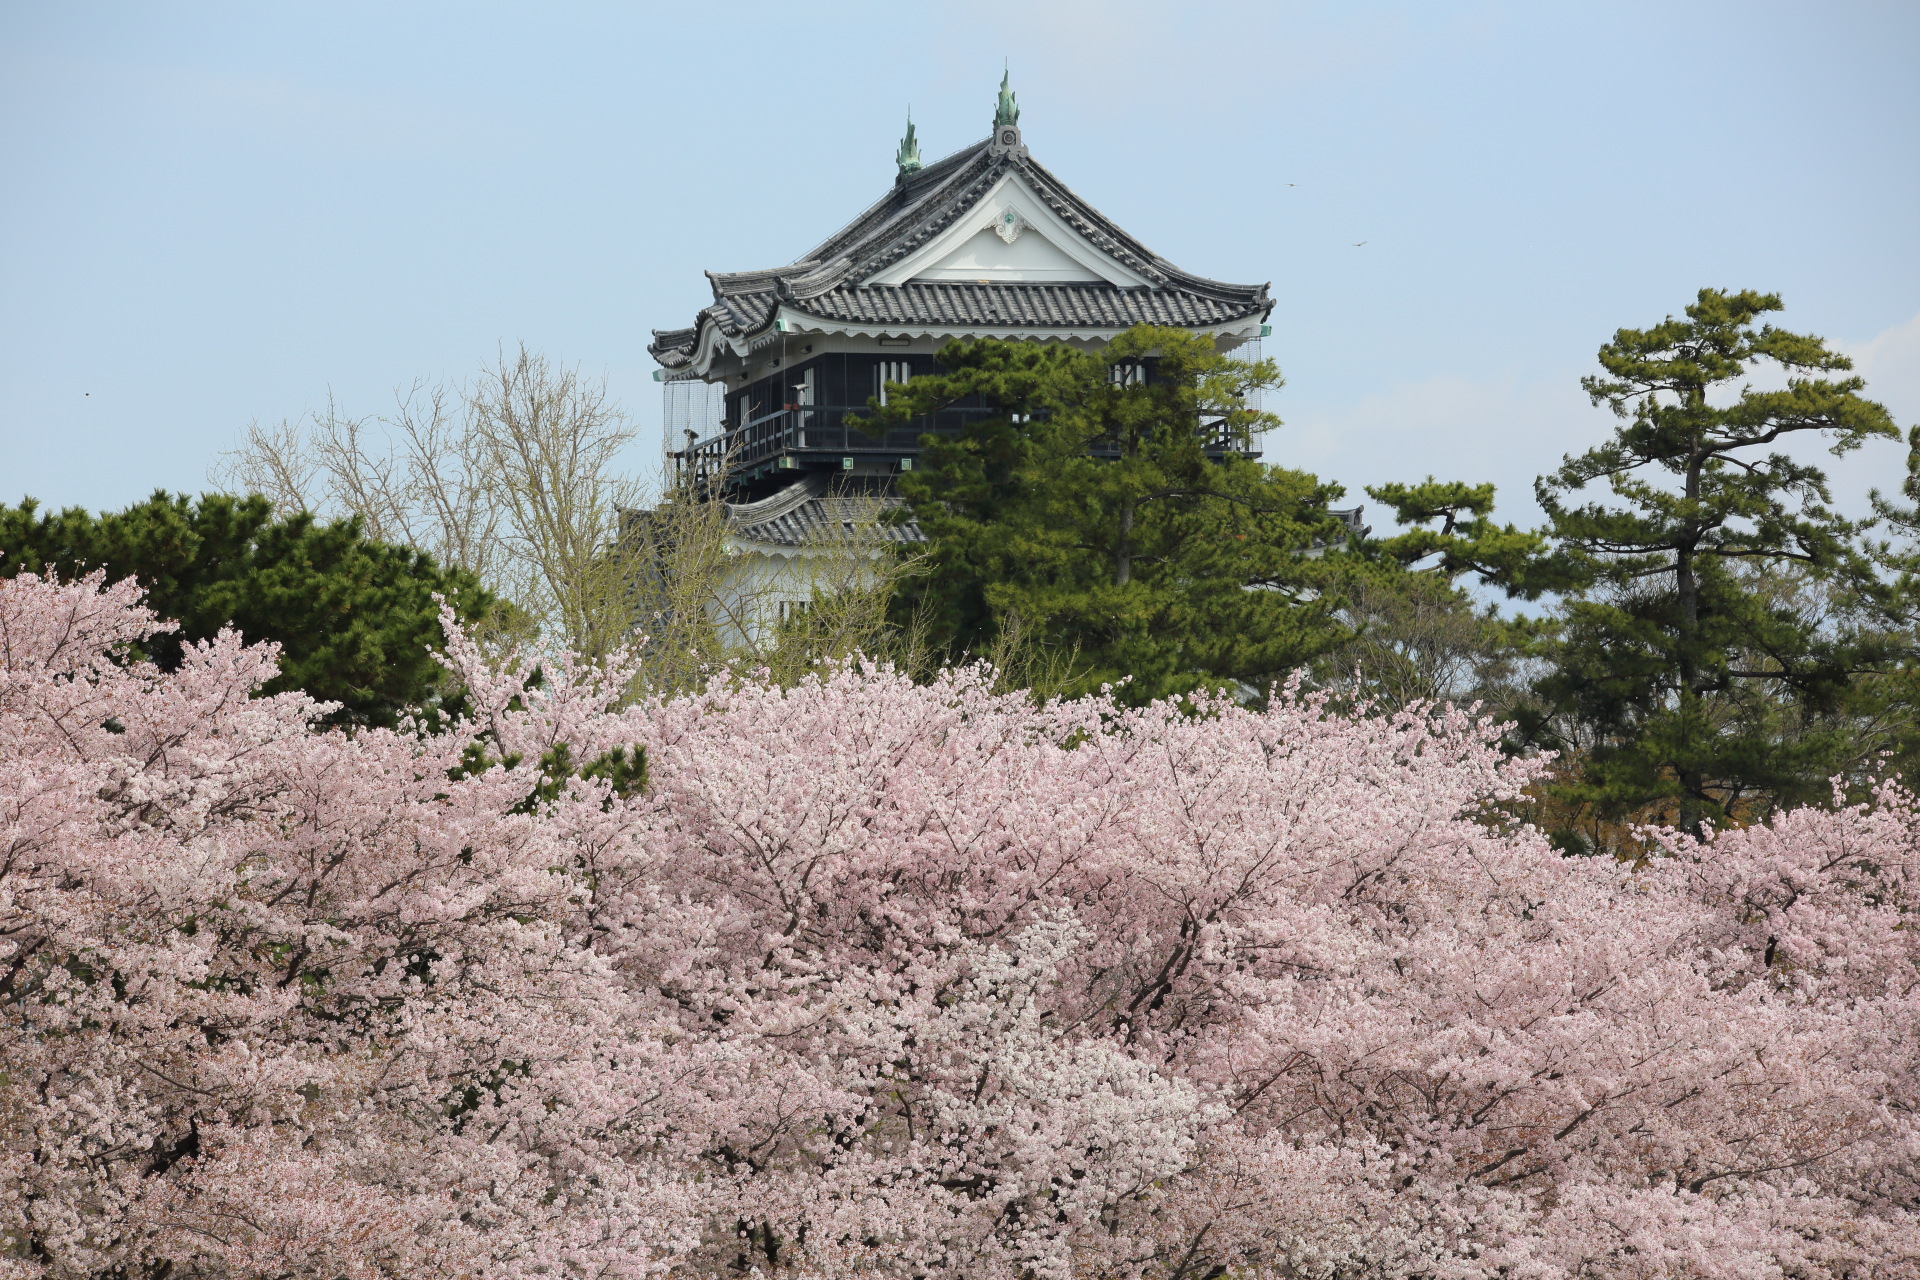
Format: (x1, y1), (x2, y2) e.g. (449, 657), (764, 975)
(671, 405), (1261, 489)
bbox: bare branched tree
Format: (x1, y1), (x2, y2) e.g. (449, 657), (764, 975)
(215, 346), (645, 661)
(216, 350), (917, 690)
(617, 478), (734, 698)
(216, 384), (500, 584)
(466, 347), (641, 660)
(1313, 572), (1530, 715)
(624, 471), (932, 695)
(218, 414), (322, 515)
(368, 380), (503, 585)
(974, 609), (1082, 703)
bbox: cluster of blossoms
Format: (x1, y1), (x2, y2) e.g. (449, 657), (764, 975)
(2, 570), (1915, 1278)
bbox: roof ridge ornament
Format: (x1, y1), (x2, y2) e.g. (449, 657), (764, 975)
(894, 111), (923, 180)
(994, 69), (1020, 129)
(988, 70), (1026, 159)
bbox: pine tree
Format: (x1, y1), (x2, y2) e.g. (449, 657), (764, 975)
(1307, 478), (1552, 713)
(862, 325), (1351, 702)
(1528, 288), (1904, 835)
(0, 491), (493, 726)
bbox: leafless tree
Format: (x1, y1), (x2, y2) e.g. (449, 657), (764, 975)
(215, 345), (643, 661)
(1314, 572), (1530, 715)
(465, 347), (641, 660)
(216, 350), (918, 689)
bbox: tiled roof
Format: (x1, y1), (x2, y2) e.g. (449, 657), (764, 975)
(651, 135), (1271, 371)
(799, 282), (1263, 330)
(724, 480), (1364, 554)
(726, 475), (925, 549)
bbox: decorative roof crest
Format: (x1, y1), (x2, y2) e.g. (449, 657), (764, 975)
(993, 69), (1020, 129)
(988, 69), (1025, 158)
(894, 111), (923, 179)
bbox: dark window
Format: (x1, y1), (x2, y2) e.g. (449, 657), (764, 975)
(876, 360), (913, 406)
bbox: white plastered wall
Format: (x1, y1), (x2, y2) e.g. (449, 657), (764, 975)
(868, 173), (1153, 289)
(708, 540), (890, 652)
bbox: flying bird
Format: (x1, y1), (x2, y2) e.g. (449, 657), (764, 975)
(1352, 241), (1367, 247)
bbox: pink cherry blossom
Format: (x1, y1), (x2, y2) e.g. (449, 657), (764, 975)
(2, 569), (1914, 1277)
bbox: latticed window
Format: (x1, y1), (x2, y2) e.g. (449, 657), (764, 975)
(875, 361), (914, 406)
(1109, 361), (1147, 387)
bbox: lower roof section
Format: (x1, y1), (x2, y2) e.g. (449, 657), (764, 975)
(654, 287), (1267, 378)
(797, 282), (1264, 332)
(724, 473), (924, 553)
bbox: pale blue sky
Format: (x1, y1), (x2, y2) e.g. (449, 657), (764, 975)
(3, 1), (1916, 528)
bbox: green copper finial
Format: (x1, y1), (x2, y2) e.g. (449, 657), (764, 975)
(894, 111), (923, 177)
(994, 68), (1020, 129)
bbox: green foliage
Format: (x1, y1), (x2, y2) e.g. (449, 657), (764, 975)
(861, 326), (1352, 703)
(451, 740), (647, 815)
(1865, 426), (1920, 631)
(0, 491), (493, 727)
(1364, 477), (1563, 596)
(1846, 424), (1920, 786)
(578, 743), (648, 800)
(1311, 563), (1539, 716)
(1524, 288), (1906, 835)
(1325, 478), (1549, 719)
(512, 743), (649, 814)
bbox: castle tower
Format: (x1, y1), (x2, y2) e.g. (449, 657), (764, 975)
(650, 77), (1274, 503)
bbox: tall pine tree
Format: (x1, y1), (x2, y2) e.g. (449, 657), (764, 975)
(862, 326), (1350, 702)
(1528, 288), (1903, 836)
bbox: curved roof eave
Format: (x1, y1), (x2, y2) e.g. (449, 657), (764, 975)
(651, 134), (1273, 373)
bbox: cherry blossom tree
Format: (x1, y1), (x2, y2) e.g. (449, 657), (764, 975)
(2, 569), (1915, 1278)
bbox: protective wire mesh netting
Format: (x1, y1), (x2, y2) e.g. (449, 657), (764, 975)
(662, 376), (726, 459)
